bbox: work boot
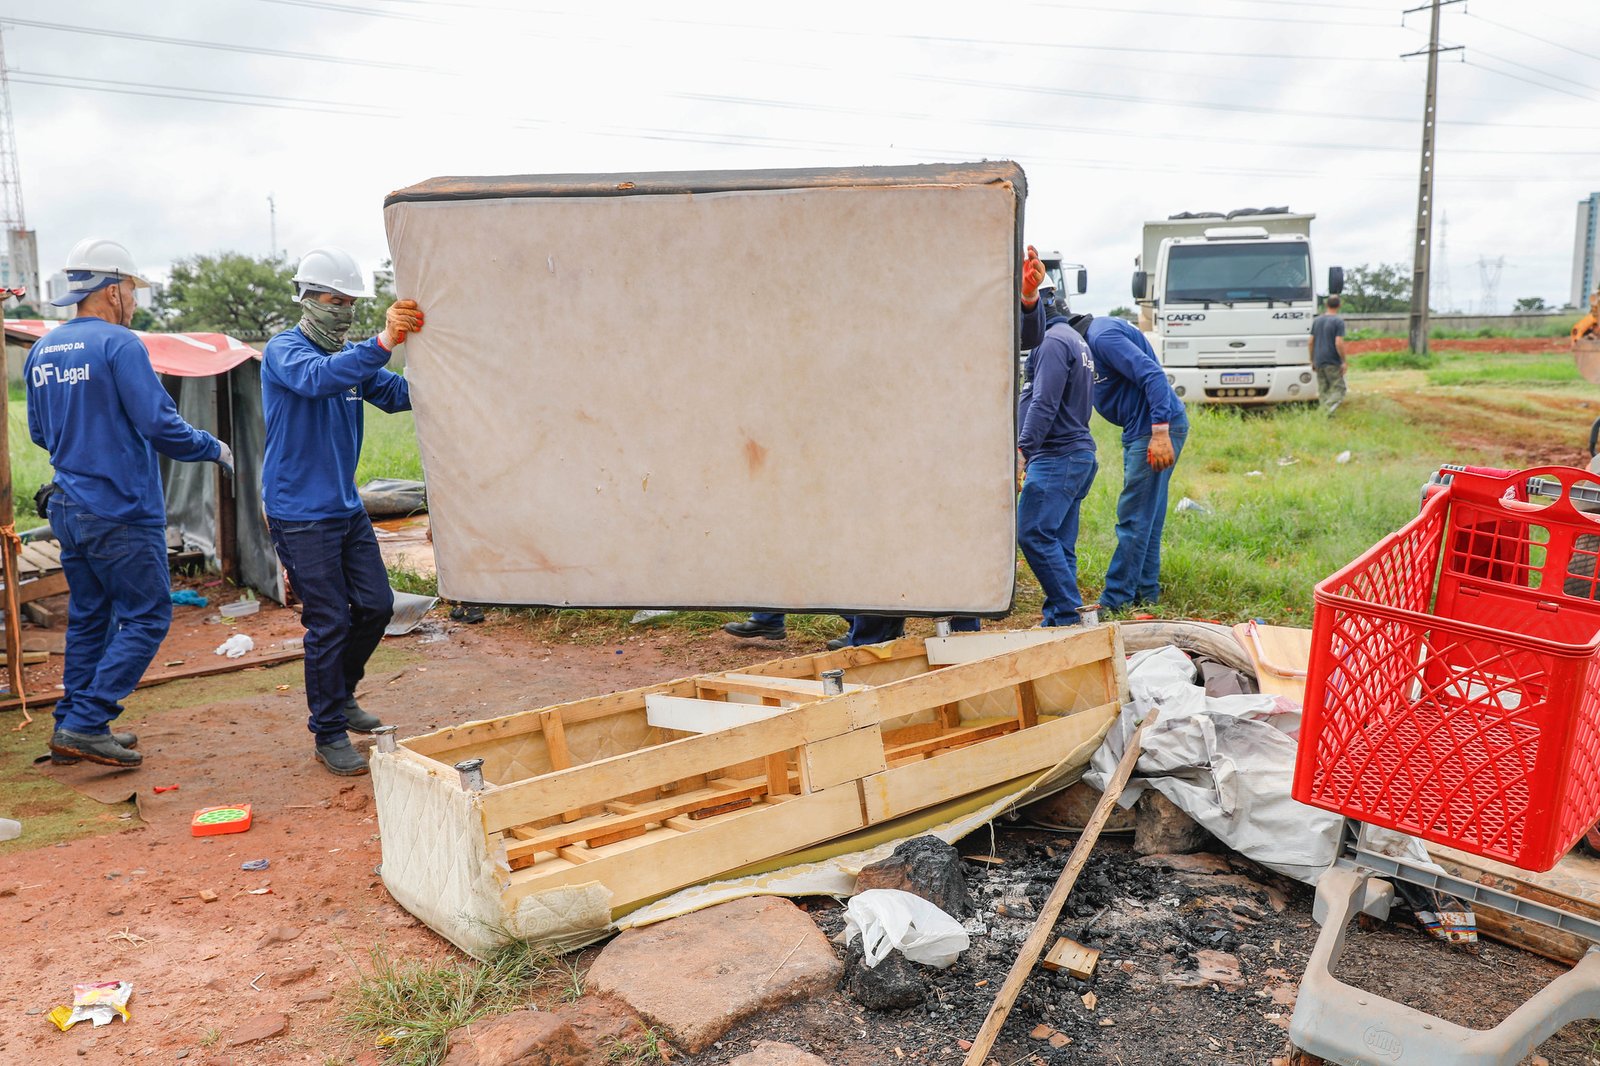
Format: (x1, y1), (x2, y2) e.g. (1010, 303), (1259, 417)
(50, 730), (138, 765)
(825, 636), (849, 651)
(315, 737), (369, 777)
(722, 619), (787, 640)
(49, 730), (143, 769)
(342, 697), (384, 734)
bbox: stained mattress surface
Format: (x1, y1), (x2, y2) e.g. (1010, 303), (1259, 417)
(384, 163), (1025, 612)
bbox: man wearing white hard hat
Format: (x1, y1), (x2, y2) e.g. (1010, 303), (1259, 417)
(26, 238), (232, 769)
(261, 247), (423, 776)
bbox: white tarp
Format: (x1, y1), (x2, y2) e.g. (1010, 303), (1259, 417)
(1085, 646), (1432, 884)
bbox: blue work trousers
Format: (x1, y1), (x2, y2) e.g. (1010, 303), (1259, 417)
(1102, 426), (1188, 611)
(749, 612), (786, 627)
(844, 615), (979, 646)
(269, 512), (393, 744)
(50, 494), (173, 734)
(1017, 450), (1099, 627)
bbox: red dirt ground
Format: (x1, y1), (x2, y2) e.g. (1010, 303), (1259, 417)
(1347, 337), (1570, 355)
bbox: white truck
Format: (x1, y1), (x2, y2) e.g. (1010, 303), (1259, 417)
(1131, 209), (1343, 405)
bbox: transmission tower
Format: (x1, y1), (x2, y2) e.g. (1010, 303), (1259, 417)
(1478, 255), (1505, 316)
(1435, 210), (1453, 313)
(0, 25), (39, 306)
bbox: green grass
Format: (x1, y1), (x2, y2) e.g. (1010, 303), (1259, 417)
(1424, 353), (1582, 388)
(358, 410), (424, 485)
(344, 940), (566, 1066)
(1349, 319), (1578, 341)
(8, 385), (52, 525)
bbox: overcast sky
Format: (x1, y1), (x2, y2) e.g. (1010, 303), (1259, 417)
(5, 0), (1599, 314)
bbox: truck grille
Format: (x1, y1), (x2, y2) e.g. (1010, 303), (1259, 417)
(1204, 387), (1270, 399)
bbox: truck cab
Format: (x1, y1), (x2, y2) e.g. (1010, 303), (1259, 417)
(1133, 211), (1342, 405)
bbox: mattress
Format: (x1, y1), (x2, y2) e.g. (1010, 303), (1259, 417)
(383, 162), (1026, 613)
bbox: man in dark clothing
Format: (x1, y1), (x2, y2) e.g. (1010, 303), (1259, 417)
(1309, 294), (1348, 414)
(1017, 300), (1097, 627)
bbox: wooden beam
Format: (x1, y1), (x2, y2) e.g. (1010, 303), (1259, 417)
(882, 719), (1016, 762)
(16, 571), (69, 604)
(924, 628), (1066, 665)
(479, 698), (855, 833)
(644, 693), (793, 734)
(1015, 679), (1039, 730)
(963, 707), (1156, 1066)
(800, 725), (886, 792)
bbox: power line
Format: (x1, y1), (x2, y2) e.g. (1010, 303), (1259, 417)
(1025, 1), (1392, 27)
(11, 70), (402, 117)
(1469, 44), (1600, 96)
(1463, 11), (1600, 64)
(0, 16), (446, 73)
(1466, 59), (1600, 103)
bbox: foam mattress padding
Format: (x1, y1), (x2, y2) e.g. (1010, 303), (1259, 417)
(383, 162), (1026, 613)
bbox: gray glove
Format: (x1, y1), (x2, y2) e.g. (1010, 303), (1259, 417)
(216, 441), (234, 479)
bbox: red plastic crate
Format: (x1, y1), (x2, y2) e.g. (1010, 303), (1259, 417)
(1294, 465), (1600, 871)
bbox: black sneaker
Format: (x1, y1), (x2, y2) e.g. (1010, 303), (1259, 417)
(315, 737), (369, 777)
(342, 697), (384, 734)
(826, 636), (849, 651)
(722, 620), (787, 640)
(49, 730), (142, 769)
(50, 730), (138, 766)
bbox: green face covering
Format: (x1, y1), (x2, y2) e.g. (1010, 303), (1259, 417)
(299, 297), (356, 351)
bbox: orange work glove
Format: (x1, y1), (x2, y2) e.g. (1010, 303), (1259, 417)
(383, 299), (425, 347)
(1147, 425), (1176, 471)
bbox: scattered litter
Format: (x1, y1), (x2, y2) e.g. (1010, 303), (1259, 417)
(840, 889), (970, 969)
(1335, 450), (1352, 464)
(1176, 497), (1211, 515)
(385, 590), (438, 636)
(214, 634), (254, 659)
(448, 604), (485, 625)
(106, 928), (149, 948)
(152, 784), (180, 794)
(47, 981), (133, 1031)
(199, 889), (219, 904)
(0, 817), (19, 842)
(630, 610), (676, 625)
(375, 1028), (412, 1048)
(163, 660), (184, 668)
(1081, 991), (1098, 1011)
(1276, 456), (1298, 467)
(282, 637), (304, 652)
(220, 598), (260, 619)
(245, 887), (272, 896)
(249, 973), (266, 992)
(1245, 470), (1264, 477)
(170, 590), (208, 607)
(191, 804), (253, 837)
(240, 859), (270, 872)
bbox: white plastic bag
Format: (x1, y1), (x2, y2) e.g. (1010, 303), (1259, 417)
(215, 634), (254, 659)
(840, 889), (969, 970)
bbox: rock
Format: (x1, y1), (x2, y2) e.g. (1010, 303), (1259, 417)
(1137, 851), (1233, 876)
(728, 1042), (831, 1066)
(1162, 949), (1245, 991)
(846, 949), (926, 1011)
(225, 1013), (287, 1046)
(854, 835), (969, 917)
(260, 926), (301, 946)
(1133, 792), (1211, 856)
(441, 1011), (587, 1066)
(1020, 782), (1137, 833)
(277, 963), (317, 985)
(441, 998), (647, 1066)
(294, 989), (333, 1005)
(587, 896), (842, 1053)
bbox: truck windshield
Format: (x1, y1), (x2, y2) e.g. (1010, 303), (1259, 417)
(1166, 243), (1311, 303)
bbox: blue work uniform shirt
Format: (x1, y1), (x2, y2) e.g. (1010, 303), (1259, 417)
(25, 317), (222, 527)
(260, 327), (411, 521)
(1017, 318), (1096, 461)
(1074, 315), (1186, 444)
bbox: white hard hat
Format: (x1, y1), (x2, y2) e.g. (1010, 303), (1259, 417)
(292, 247), (373, 300)
(51, 237), (150, 306)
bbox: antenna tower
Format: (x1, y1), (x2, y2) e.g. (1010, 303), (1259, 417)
(1435, 210), (1453, 313)
(0, 25), (39, 305)
(1478, 255), (1505, 316)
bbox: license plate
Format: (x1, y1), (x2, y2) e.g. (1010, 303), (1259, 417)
(1219, 372), (1254, 385)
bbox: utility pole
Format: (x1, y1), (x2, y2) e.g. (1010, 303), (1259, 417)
(268, 194), (278, 260)
(1402, 0), (1464, 356)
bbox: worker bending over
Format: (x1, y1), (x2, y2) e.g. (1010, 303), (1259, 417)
(262, 248), (423, 777)
(29, 239), (230, 769)
(1017, 252), (1098, 626)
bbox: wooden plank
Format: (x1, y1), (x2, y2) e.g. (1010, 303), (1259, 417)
(1015, 680), (1039, 730)
(695, 674), (864, 703)
(963, 706), (1157, 1066)
(479, 698), (855, 833)
(924, 628), (1068, 665)
(862, 707), (1116, 824)
(0, 646), (307, 716)
(765, 751), (792, 797)
(719, 672), (868, 694)
(17, 571), (68, 604)
(502, 784), (866, 913)
(1234, 622), (1312, 703)
(645, 693), (793, 734)
(686, 796), (755, 819)
(937, 703), (962, 729)
(1041, 937), (1100, 979)
(540, 710), (581, 824)
(847, 626), (1119, 730)
(882, 719), (1016, 762)
(801, 725), (887, 792)
(503, 778), (774, 868)
(19, 543), (57, 573)
(1430, 845), (1600, 963)
(25, 539), (61, 565)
